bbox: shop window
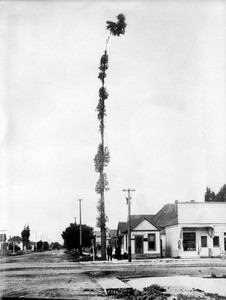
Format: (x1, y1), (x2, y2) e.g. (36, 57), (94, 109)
(201, 236), (207, 247)
(148, 234), (156, 251)
(183, 232), (196, 251)
(213, 236), (219, 247)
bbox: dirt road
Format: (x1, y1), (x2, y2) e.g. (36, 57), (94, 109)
(1, 250), (226, 299)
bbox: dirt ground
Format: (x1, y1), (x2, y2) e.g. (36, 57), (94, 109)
(1, 250), (226, 299)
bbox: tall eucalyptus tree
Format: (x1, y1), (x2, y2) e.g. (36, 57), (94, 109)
(94, 14), (127, 259)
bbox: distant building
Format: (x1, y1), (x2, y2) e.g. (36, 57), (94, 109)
(94, 228), (117, 252)
(94, 230), (101, 247)
(0, 234), (6, 243)
(106, 229), (117, 247)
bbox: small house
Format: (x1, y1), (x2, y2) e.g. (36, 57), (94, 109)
(117, 215), (161, 259)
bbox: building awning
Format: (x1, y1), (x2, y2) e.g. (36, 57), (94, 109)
(179, 225), (215, 239)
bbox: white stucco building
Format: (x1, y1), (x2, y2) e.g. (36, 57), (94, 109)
(153, 201), (226, 258)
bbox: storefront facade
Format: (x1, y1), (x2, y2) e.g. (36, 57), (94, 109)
(164, 202), (226, 258)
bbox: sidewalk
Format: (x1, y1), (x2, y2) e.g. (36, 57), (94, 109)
(79, 256), (226, 265)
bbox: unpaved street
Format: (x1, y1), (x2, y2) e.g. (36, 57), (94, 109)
(1, 250), (226, 299)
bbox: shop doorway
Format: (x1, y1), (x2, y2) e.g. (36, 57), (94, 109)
(135, 235), (143, 254)
(183, 232), (196, 251)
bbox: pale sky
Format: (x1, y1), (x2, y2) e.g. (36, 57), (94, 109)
(0, 0), (225, 244)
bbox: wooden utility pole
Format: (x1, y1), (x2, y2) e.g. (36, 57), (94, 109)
(42, 233), (44, 252)
(122, 188), (135, 262)
(35, 232), (37, 252)
(78, 199), (83, 255)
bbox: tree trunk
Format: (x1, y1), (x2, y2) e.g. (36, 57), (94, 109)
(100, 123), (106, 260)
(101, 225), (106, 260)
(100, 171), (106, 259)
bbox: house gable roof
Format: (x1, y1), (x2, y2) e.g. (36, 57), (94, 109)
(130, 215), (160, 231)
(117, 222), (127, 235)
(152, 203), (178, 229)
(117, 215), (160, 235)
(132, 218), (160, 231)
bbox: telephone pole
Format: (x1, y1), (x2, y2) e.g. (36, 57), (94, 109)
(35, 232), (37, 252)
(78, 199), (83, 255)
(42, 233), (44, 252)
(122, 188), (135, 262)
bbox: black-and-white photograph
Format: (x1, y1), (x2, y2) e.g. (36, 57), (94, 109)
(0, 0), (226, 299)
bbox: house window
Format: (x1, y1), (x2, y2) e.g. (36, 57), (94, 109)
(183, 232), (196, 251)
(201, 236), (207, 248)
(148, 234), (156, 251)
(213, 236), (219, 247)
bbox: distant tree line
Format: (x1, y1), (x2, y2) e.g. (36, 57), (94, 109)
(50, 242), (63, 250)
(205, 184), (226, 202)
(36, 240), (50, 251)
(7, 225), (62, 255)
